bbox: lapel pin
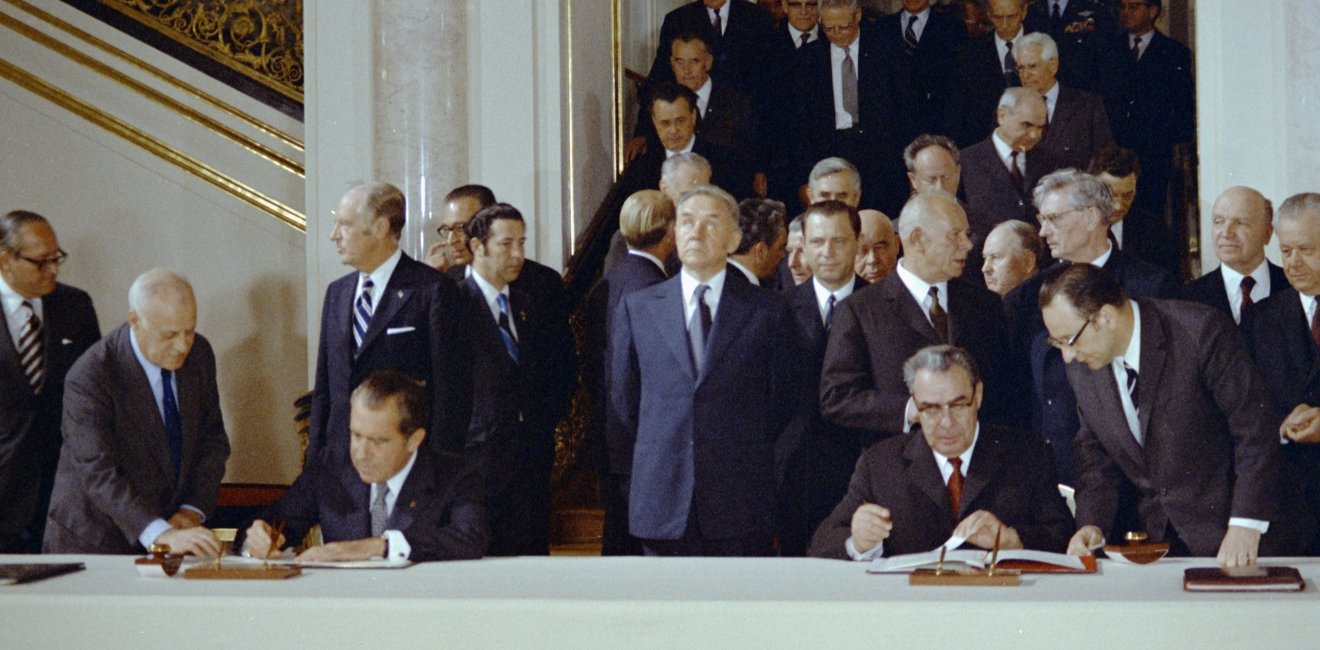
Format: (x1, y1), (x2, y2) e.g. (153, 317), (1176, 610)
(397, 290), (405, 299)
(409, 500), (417, 509)
(61, 338), (73, 345)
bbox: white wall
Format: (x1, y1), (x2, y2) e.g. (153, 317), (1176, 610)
(0, 0), (308, 483)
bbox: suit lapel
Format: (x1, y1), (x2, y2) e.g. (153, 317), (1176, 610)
(0, 303), (28, 394)
(701, 279), (754, 384)
(902, 433), (953, 521)
(174, 356), (205, 490)
(1085, 364), (1146, 469)
(339, 463), (373, 538)
(647, 279), (698, 382)
(117, 329), (176, 482)
(387, 452), (434, 532)
(946, 281), (967, 344)
(510, 287), (532, 362)
(1135, 300), (1166, 443)
(358, 261), (417, 356)
(886, 275), (940, 342)
(1051, 89), (1076, 134)
(960, 428), (997, 513)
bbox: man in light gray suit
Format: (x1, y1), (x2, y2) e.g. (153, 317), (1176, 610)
(44, 269), (230, 556)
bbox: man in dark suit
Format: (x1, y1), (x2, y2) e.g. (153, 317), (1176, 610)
(959, 88), (1059, 226)
(458, 204), (575, 556)
(310, 182), (473, 466)
(810, 344), (1073, 559)
(1024, 0), (1119, 95)
(1003, 169), (1179, 485)
(45, 270), (229, 556)
(620, 83), (754, 203)
(0, 211), (100, 553)
(764, 0), (822, 206)
(1089, 145), (1181, 278)
(820, 191), (1013, 447)
(1017, 32), (1113, 171)
(787, 0), (915, 216)
(242, 370), (487, 562)
(1247, 193), (1320, 550)
(629, 30), (764, 192)
(874, 0), (967, 135)
(1101, 0), (1194, 217)
(611, 185), (801, 556)
(1186, 186), (1288, 327)
(946, 0), (1034, 147)
(1041, 264), (1314, 564)
(641, 0), (776, 105)
(780, 200), (868, 555)
(588, 191), (675, 556)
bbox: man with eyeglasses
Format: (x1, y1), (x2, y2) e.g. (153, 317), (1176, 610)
(787, 0), (915, 217)
(1002, 169), (1177, 485)
(1039, 263), (1315, 566)
(809, 344), (1072, 560)
(1016, 32), (1113, 172)
(0, 210), (100, 553)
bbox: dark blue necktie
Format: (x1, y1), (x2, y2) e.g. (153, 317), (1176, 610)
(497, 293), (519, 363)
(161, 368), (183, 476)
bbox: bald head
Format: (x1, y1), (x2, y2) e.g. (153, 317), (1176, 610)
(896, 192), (972, 284)
(1211, 186), (1274, 274)
(856, 209), (898, 283)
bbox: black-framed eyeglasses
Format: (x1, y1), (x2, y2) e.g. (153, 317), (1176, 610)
(13, 248), (68, 271)
(1047, 318), (1091, 350)
(916, 398), (976, 421)
(436, 223), (468, 238)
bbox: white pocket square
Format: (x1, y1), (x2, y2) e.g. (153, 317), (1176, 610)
(386, 326), (416, 335)
(61, 338), (73, 346)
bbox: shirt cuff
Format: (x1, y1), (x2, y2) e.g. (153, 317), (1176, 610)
(383, 530), (411, 561)
(139, 518), (172, 549)
(1228, 517), (1269, 534)
(845, 536), (883, 561)
(181, 504), (205, 523)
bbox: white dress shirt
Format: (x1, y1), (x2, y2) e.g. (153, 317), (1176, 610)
(666, 134), (696, 158)
(694, 76), (713, 118)
(681, 266), (727, 326)
(1129, 29), (1154, 61)
(991, 130), (1024, 177)
(830, 37), (861, 129)
(374, 450), (419, 561)
(707, 3), (729, 37)
(357, 248), (403, 305)
(0, 274), (41, 351)
(1219, 261), (1272, 324)
(812, 276), (858, 326)
(996, 28), (1025, 72)
(900, 8), (930, 42)
(789, 23), (818, 48)
(471, 268), (518, 340)
(1042, 81), (1060, 123)
(895, 259), (947, 326)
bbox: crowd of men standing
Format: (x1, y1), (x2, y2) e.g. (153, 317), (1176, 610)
(2, 0), (1317, 569)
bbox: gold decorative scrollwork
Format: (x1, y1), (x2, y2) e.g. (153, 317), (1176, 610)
(100, 0), (302, 103)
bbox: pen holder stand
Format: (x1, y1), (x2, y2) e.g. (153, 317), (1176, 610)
(908, 567), (1022, 586)
(135, 545), (184, 578)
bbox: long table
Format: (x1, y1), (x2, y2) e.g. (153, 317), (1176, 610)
(3, 555), (1318, 648)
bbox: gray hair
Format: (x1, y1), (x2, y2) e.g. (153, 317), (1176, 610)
(788, 214), (804, 236)
(128, 268), (195, 315)
(991, 219), (1045, 264)
(1032, 168), (1116, 224)
(896, 190), (963, 239)
(1277, 192), (1320, 226)
(997, 86), (1045, 113)
(902, 345), (982, 392)
(676, 184), (739, 224)
(1018, 32), (1059, 62)
(808, 157), (861, 193)
(820, 0), (859, 11)
(903, 134), (960, 172)
(661, 151), (712, 185)
(0, 210), (49, 253)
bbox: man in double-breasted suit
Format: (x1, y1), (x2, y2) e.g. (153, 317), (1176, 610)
(820, 191), (1015, 448)
(242, 370), (487, 562)
(310, 183), (472, 467)
(810, 344), (1073, 560)
(459, 204), (575, 556)
(45, 270), (230, 556)
(1041, 264), (1314, 565)
(611, 185), (802, 556)
(0, 211), (100, 553)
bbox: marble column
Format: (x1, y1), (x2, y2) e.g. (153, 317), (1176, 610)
(373, 0), (467, 259)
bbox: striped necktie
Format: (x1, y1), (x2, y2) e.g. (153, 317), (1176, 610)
(17, 300), (44, 392)
(354, 276), (374, 354)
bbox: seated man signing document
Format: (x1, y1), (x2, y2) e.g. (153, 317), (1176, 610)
(241, 370), (488, 562)
(808, 345), (1073, 560)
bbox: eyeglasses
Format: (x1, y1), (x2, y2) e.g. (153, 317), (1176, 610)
(436, 223), (468, 238)
(12, 248), (68, 271)
(1047, 318), (1091, 350)
(916, 398), (975, 421)
(1037, 208), (1087, 228)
